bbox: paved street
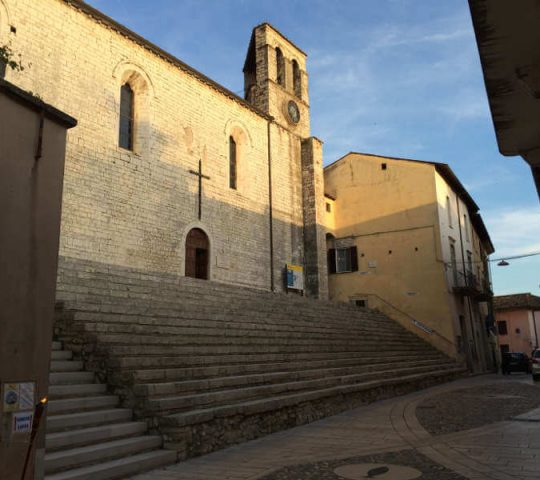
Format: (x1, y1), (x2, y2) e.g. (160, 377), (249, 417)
(133, 374), (540, 480)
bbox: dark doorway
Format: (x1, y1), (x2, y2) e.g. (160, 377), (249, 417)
(185, 228), (209, 280)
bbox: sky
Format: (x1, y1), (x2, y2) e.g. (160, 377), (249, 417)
(87, 0), (540, 296)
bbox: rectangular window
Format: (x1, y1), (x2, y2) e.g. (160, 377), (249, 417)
(328, 246), (358, 274)
(497, 321), (508, 336)
(449, 240), (458, 286)
(326, 202), (332, 213)
(464, 214), (470, 241)
(446, 196), (452, 227)
(336, 248), (352, 272)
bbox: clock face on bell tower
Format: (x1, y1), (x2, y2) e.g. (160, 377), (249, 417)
(243, 24), (310, 137)
(287, 100), (300, 124)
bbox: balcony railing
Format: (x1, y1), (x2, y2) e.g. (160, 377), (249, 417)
(452, 269), (492, 300)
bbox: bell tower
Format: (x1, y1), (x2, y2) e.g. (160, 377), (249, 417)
(243, 23), (310, 138)
(243, 23), (328, 300)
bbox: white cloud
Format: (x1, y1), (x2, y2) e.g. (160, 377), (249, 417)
(482, 206), (540, 257)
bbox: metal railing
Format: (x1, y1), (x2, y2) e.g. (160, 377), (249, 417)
(357, 292), (456, 351)
(452, 269), (492, 298)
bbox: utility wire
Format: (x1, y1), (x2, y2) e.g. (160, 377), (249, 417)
(490, 251), (540, 262)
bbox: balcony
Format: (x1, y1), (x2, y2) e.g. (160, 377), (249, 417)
(452, 270), (493, 300)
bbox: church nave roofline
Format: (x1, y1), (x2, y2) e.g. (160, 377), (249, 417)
(62, 0), (272, 121)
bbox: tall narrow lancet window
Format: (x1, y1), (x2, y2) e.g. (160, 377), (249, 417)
(229, 136), (237, 190)
(276, 47), (285, 87)
(119, 83), (134, 150)
(292, 59), (301, 97)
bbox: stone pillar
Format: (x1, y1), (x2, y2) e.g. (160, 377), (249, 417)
(301, 137), (328, 299)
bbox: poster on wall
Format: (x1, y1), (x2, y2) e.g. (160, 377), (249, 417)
(286, 264), (304, 291)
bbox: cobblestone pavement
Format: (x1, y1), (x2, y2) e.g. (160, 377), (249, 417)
(416, 381), (540, 436)
(132, 374), (540, 480)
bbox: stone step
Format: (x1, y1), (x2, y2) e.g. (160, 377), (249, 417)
(56, 280), (367, 321)
(146, 363), (454, 414)
(48, 396), (119, 415)
(51, 350), (73, 360)
(49, 372), (95, 385)
(44, 435), (162, 474)
(48, 384), (107, 399)
(52, 341), (63, 351)
(76, 320), (420, 343)
(135, 358), (453, 398)
(50, 360), (85, 373)
(71, 309), (407, 333)
(44, 449), (176, 480)
(112, 347), (439, 370)
(67, 322), (415, 349)
(128, 352), (447, 383)
(46, 422), (147, 451)
(46, 409), (133, 433)
(100, 339), (431, 358)
(56, 267), (368, 313)
(62, 301), (395, 331)
(57, 294), (375, 324)
(55, 282), (388, 316)
(161, 367), (465, 429)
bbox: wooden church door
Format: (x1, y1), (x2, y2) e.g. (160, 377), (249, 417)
(185, 228), (209, 280)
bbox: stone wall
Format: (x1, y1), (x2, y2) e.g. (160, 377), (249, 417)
(2, 0), (316, 291)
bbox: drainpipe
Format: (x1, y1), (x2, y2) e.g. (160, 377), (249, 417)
(533, 309), (539, 349)
(267, 120), (275, 292)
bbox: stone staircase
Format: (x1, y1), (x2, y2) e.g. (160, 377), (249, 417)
(45, 341), (176, 480)
(53, 257), (466, 461)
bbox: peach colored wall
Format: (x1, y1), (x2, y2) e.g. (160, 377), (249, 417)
(496, 309), (539, 354)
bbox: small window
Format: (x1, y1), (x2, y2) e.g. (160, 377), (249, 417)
(446, 196), (452, 228)
(276, 47), (285, 87)
(326, 202), (332, 213)
(381, 163), (387, 170)
(464, 214), (470, 241)
(515, 328), (521, 334)
(119, 83), (134, 150)
(229, 136), (237, 190)
(355, 299), (366, 308)
(328, 246), (358, 274)
(497, 321), (508, 336)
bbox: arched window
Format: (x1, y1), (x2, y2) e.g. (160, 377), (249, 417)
(292, 60), (301, 98)
(119, 83), (134, 150)
(229, 136), (237, 190)
(276, 47), (285, 87)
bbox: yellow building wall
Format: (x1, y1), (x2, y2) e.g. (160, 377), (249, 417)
(324, 154), (457, 357)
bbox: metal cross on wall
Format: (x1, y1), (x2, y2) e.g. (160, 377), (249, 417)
(189, 159), (210, 220)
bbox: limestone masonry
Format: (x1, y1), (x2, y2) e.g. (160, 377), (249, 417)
(1, 0), (327, 297)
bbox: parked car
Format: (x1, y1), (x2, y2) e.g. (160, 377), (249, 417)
(532, 350), (540, 381)
(501, 352), (531, 375)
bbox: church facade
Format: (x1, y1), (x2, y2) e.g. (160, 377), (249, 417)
(1, 0), (328, 297)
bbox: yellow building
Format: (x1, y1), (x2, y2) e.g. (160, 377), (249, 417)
(324, 152), (495, 372)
